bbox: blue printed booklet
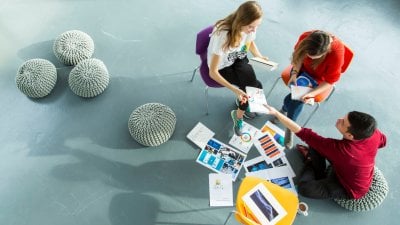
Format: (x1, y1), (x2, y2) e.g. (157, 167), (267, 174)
(196, 138), (246, 181)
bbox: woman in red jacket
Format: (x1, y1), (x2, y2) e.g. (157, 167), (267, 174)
(281, 30), (346, 148)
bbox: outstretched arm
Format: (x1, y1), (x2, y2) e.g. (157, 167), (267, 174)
(264, 104), (302, 133)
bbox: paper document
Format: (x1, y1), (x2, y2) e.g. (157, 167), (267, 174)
(209, 173), (233, 207)
(246, 86), (269, 114)
(229, 121), (260, 154)
(290, 85), (313, 101)
(249, 57), (279, 71)
(186, 122), (215, 149)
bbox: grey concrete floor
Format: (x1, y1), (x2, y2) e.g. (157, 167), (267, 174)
(0, 0), (398, 225)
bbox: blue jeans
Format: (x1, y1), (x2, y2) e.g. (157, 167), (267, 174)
(283, 93), (304, 122)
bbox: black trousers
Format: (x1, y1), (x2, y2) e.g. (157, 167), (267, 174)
(218, 57), (262, 111)
(297, 148), (350, 199)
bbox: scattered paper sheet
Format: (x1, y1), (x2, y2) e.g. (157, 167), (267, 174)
(254, 131), (285, 163)
(196, 138), (246, 181)
(243, 155), (295, 178)
(260, 121), (285, 149)
(187, 122), (215, 149)
(249, 57), (279, 71)
(246, 168), (297, 195)
(229, 121), (260, 154)
(246, 86), (269, 114)
(209, 173), (233, 207)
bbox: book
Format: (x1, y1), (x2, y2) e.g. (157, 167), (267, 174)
(290, 85), (313, 101)
(209, 173), (233, 207)
(196, 138), (246, 181)
(246, 86), (269, 114)
(242, 183), (287, 225)
(228, 121), (260, 154)
(186, 122), (215, 149)
(249, 57), (279, 71)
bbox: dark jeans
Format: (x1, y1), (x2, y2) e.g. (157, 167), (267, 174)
(283, 94), (304, 122)
(219, 57), (262, 111)
(297, 148), (349, 199)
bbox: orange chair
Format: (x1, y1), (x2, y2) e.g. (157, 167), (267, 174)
(265, 45), (354, 126)
(223, 176), (298, 225)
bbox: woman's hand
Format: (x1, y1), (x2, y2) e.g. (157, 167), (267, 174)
(288, 75), (297, 86)
(234, 88), (249, 105)
(301, 93), (315, 104)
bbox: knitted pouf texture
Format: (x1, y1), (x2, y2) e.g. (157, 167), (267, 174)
(16, 59), (57, 98)
(53, 30), (94, 66)
(128, 103), (176, 147)
(68, 58), (109, 98)
(334, 167), (389, 211)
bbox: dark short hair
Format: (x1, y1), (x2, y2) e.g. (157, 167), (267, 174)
(347, 111), (377, 140)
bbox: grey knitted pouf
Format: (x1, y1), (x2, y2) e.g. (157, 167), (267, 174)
(128, 103), (176, 147)
(334, 167), (388, 211)
(53, 30), (94, 66)
(16, 59), (57, 98)
(68, 58), (109, 98)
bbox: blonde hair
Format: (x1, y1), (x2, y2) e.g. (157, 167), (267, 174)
(292, 30), (331, 70)
(214, 1), (263, 51)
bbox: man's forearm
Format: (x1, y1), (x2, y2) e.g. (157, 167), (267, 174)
(275, 111), (302, 133)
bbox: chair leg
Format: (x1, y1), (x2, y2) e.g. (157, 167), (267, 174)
(223, 211), (235, 225)
(303, 103), (320, 127)
(265, 76), (282, 101)
(190, 66), (199, 82)
(205, 86), (209, 115)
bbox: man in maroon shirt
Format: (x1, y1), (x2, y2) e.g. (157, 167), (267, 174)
(264, 104), (386, 199)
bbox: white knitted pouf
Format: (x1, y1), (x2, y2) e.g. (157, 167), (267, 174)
(68, 58), (109, 98)
(53, 30), (94, 66)
(334, 167), (389, 211)
(16, 59), (57, 98)
(128, 103), (176, 147)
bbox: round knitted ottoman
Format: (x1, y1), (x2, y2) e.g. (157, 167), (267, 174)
(128, 103), (176, 147)
(334, 167), (388, 211)
(68, 58), (109, 98)
(16, 59), (57, 98)
(53, 30), (94, 66)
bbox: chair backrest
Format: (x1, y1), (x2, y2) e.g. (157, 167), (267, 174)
(195, 26), (223, 88)
(235, 176), (298, 225)
(341, 44), (354, 73)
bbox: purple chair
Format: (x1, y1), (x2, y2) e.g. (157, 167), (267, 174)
(191, 26), (223, 114)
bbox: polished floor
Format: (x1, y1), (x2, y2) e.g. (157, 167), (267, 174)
(0, 0), (398, 224)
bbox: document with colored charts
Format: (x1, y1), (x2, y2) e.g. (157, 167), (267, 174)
(228, 121), (260, 154)
(260, 121), (285, 149)
(196, 138), (246, 181)
(254, 131), (285, 163)
(245, 86), (269, 114)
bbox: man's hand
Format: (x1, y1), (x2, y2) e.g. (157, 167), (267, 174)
(263, 103), (277, 116)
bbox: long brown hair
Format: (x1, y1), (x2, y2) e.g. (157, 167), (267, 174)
(292, 30), (331, 70)
(214, 1), (263, 51)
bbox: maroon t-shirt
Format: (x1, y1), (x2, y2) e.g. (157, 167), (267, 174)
(296, 128), (386, 199)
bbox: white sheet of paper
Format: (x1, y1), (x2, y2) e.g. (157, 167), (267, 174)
(290, 85), (313, 101)
(246, 167), (297, 195)
(209, 173), (233, 207)
(246, 86), (269, 114)
(186, 122), (215, 149)
(229, 121), (260, 154)
(249, 57), (279, 71)
(254, 131), (285, 163)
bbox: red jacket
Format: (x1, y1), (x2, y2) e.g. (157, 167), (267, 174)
(296, 128), (386, 199)
(295, 31), (345, 84)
